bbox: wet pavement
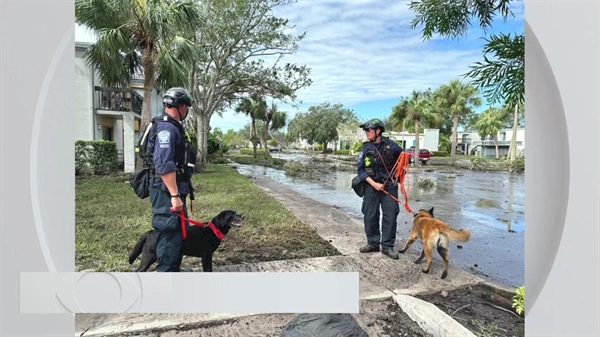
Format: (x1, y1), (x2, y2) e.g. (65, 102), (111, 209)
(231, 152), (524, 288)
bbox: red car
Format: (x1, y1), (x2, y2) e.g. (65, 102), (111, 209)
(405, 148), (432, 164)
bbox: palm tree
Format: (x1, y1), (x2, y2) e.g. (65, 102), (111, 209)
(75, 0), (203, 134)
(434, 79), (482, 160)
(260, 102), (287, 158)
(234, 95), (268, 158)
(474, 108), (503, 159)
(391, 90), (441, 166)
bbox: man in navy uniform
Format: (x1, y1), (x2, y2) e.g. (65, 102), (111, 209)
(146, 87), (194, 272)
(356, 118), (404, 259)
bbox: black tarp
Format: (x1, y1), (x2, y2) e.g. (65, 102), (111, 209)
(281, 313), (369, 337)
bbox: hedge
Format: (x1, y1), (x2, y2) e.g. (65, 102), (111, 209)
(75, 140), (118, 176)
(240, 148), (268, 156)
(431, 151), (448, 157)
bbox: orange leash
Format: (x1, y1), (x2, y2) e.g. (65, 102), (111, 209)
(394, 152), (412, 213)
(375, 151), (413, 214)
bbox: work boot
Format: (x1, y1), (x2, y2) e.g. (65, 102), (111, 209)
(359, 244), (379, 253)
(381, 249), (399, 259)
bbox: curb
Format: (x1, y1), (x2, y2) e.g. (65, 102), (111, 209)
(79, 314), (255, 337)
(393, 294), (477, 337)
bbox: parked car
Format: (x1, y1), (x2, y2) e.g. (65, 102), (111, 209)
(406, 148), (432, 164)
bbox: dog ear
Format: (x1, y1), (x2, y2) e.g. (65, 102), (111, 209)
(428, 207), (434, 216)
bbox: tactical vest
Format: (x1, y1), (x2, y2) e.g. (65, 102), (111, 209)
(136, 115), (197, 177)
(362, 137), (398, 181)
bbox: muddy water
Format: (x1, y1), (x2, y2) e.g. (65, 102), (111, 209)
(232, 153), (524, 288)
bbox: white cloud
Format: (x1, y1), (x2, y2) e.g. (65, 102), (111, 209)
(270, 1), (489, 105)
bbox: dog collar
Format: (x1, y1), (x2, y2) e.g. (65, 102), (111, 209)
(208, 220), (225, 240)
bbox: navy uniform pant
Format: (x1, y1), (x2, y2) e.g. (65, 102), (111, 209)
(149, 184), (188, 272)
(361, 183), (400, 250)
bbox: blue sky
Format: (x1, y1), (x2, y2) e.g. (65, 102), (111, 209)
(75, 0), (524, 133)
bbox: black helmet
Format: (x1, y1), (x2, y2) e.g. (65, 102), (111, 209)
(163, 87), (193, 108)
(360, 118), (385, 132)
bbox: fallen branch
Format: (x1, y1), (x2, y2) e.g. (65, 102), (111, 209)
(450, 304), (470, 316)
(483, 302), (522, 319)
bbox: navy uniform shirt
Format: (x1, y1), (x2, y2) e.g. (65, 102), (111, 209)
(357, 138), (403, 183)
(147, 114), (190, 195)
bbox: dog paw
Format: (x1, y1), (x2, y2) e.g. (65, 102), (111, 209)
(441, 270), (448, 279)
(422, 268), (430, 274)
(398, 250), (406, 254)
(414, 259), (423, 264)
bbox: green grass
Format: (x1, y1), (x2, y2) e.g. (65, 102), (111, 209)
(76, 163), (340, 272)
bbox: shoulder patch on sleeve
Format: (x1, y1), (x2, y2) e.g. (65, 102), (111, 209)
(157, 130), (171, 148)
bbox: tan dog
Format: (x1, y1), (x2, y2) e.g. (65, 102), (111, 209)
(398, 207), (471, 279)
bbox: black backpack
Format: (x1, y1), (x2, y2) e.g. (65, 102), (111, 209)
(129, 115), (186, 199)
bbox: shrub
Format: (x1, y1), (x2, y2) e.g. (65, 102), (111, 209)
(240, 148), (267, 156)
(431, 151), (448, 157)
(75, 140), (118, 176)
(512, 286), (525, 316)
(510, 156), (525, 173)
(351, 141), (363, 154)
(335, 149), (350, 155)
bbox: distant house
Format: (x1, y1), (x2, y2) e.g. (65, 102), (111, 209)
(453, 128), (525, 158)
(75, 41), (164, 173)
(291, 127), (440, 153)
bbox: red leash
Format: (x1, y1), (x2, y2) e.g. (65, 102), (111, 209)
(170, 208), (224, 240)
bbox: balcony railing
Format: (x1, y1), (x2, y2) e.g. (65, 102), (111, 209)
(458, 137), (472, 145)
(94, 86), (143, 115)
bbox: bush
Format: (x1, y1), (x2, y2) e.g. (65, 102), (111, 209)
(510, 156), (525, 173)
(240, 148), (268, 156)
(431, 151), (448, 157)
(470, 156), (491, 166)
(512, 286), (525, 316)
(335, 149), (351, 155)
(75, 140), (118, 176)
(351, 141), (363, 154)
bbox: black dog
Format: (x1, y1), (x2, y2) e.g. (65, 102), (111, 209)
(128, 210), (244, 272)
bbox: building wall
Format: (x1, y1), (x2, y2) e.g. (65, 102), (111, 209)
(386, 129), (440, 152)
(75, 48), (95, 142)
(455, 128), (525, 157)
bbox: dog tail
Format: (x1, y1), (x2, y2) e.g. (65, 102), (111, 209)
(443, 228), (471, 242)
(128, 231), (149, 264)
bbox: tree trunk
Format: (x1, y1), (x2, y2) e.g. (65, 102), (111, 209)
(196, 113), (208, 170)
(137, 47), (155, 170)
(263, 121), (272, 159)
(414, 119), (420, 167)
(494, 134), (499, 159)
(509, 102), (519, 162)
(251, 118), (258, 158)
(451, 113), (459, 161)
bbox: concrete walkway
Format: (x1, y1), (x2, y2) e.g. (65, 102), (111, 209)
(77, 169), (490, 337)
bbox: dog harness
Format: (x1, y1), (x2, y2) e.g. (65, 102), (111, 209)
(172, 209), (225, 240)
